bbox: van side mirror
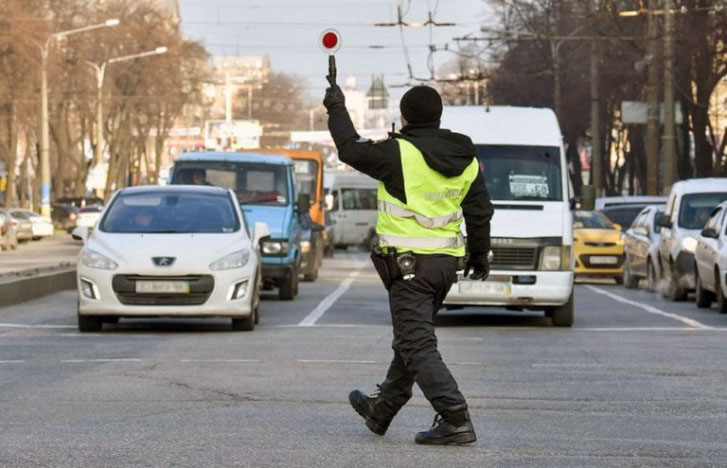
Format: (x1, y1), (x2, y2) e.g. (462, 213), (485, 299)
(580, 185), (596, 211)
(325, 193), (335, 211)
(71, 226), (89, 242)
(297, 193), (310, 213)
(656, 214), (673, 229)
(252, 222), (270, 246)
(701, 227), (718, 239)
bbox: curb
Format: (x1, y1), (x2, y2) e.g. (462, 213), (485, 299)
(0, 268), (76, 308)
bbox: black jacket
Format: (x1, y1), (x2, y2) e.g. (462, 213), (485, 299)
(327, 105), (493, 256)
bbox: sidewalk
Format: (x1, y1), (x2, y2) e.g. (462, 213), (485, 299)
(0, 234), (80, 278)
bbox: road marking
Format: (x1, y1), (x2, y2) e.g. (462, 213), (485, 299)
(298, 265), (365, 327)
(297, 359), (378, 364)
(0, 360), (24, 364)
(585, 286), (713, 329)
(180, 359), (259, 363)
(577, 327), (719, 331)
(61, 358), (142, 363)
(0, 323), (75, 329)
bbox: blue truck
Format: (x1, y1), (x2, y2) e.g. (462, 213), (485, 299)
(171, 152), (304, 300)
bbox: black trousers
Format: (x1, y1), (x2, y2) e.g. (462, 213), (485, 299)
(374, 254), (467, 413)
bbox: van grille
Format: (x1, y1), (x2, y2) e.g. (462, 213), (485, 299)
(491, 247), (538, 270)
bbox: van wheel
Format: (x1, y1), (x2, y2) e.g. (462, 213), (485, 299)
(623, 258), (638, 289)
(279, 272), (298, 300)
(646, 260), (657, 292)
(663, 261), (687, 301)
(695, 269), (713, 308)
(716, 270), (727, 314)
(548, 292), (574, 327)
(78, 314), (102, 333)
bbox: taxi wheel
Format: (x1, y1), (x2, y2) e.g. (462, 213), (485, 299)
(78, 314), (102, 333)
(549, 292), (574, 327)
(695, 269), (713, 308)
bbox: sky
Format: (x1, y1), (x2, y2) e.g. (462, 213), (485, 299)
(178, 0), (495, 103)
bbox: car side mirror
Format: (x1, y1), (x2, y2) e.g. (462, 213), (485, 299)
(71, 226), (89, 242)
(612, 223), (622, 232)
(701, 227), (718, 239)
(656, 214), (672, 229)
(580, 185), (596, 211)
(297, 193), (310, 213)
(252, 222), (270, 246)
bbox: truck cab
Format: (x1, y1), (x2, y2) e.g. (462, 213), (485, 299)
(440, 106), (575, 326)
(171, 152), (303, 300)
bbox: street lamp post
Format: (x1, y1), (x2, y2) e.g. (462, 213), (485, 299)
(37, 18), (119, 218)
(87, 46), (168, 169)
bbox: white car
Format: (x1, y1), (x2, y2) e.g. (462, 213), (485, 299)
(657, 178), (727, 301)
(76, 205), (104, 229)
(694, 201), (727, 313)
(622, 204), (666, 291)
(73, 185), (269, 332)
(11, 209), (54, 239)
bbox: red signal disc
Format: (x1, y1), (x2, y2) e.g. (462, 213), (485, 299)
(322, 32), (338, 50)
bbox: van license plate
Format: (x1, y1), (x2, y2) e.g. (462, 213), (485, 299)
(590, 256), (618, 265)
(459, 281), (511, 296)
(135, 281), (190, 294)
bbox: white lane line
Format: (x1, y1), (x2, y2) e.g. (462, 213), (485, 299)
(0, 360), (24, 364)
(61, 358), (142, 363)
(298, 265), (365, 327)
(0, 323), (75, 329)
(180, 359), (260, 363)
(578, 327), (719, 331)
(297, 359), (378, 364)
(586, 285), (713, 330)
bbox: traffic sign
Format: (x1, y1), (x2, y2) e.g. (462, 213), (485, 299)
(319, 29), (341, 54)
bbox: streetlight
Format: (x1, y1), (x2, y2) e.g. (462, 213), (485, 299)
(86, 46), (168, 169)
(37, 18), (119, 218)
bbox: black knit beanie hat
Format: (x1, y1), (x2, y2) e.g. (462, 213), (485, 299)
(399, 85), (443, 125)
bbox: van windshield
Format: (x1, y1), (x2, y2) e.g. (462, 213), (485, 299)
(173, 162), (289, 206)
(474, 145), (562, 202)
(678, 192), (727, 229)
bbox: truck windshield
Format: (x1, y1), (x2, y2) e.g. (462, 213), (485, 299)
(678, 192), (727, 229)
(174, 163), (289, 206)
(293, 159), (319, 201)
(475, 145), (562, 202)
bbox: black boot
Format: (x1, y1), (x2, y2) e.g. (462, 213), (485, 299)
(349, 388), (400, 436)
(414, 404), (476, 445)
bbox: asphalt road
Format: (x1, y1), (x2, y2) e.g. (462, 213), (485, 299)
(2, 250), (727, 467)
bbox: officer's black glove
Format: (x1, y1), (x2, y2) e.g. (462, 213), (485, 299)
(323, 75), (345, 112)
(464, 253), (490, 281)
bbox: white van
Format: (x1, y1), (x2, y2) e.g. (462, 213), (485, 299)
(324, 172), (378, 248)
(441, 106), (575, 326)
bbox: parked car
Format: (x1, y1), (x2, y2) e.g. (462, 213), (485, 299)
(622, 204), (666, 290)
(597, 196), (668, 230)
(11, 209), (53, 240)
(573, 210), (624, 284)
(693, 201), (727, 313)
(76, 205), (103, 229)
(52, 204), (79, 232)
(0, 211), (18, 251)
(1, 208), (33, 242)
(73, 185), (268, 332)
(657, 178), (727, 301)
(56, 196), (104, 208)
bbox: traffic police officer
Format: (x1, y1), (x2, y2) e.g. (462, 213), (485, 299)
(324, 80), (493, 445)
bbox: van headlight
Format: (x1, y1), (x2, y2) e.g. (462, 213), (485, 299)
(681, 236), (697, 253)
(261, 240), (288, 255)
(210, 250), (250, 271)
(540, 246), (571, 271)
(80, 249), (118, 270)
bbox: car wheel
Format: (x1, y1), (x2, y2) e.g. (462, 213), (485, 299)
(232, 313), (254, 331)
(716, 270), (727, 315)
(253, 301), (260, 325)
(623, 258), (638, 289)
(549, 292), (574, 327)
(663, 261), (687, 301)
(695, 268), (713, 308)
(279, 272), (298, 300)
(647, 260), (657, 292)
(78, 314), (102, 333)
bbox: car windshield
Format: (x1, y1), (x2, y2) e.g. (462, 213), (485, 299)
(474, 145), (562, 201)
(100, 191), (240, 234)
(574, 211), (614, 229)
(678, 192), (727, 229)
(600, 206), (648, 228)
(174, 162), (289, 206)
(293, 159), (319, 200)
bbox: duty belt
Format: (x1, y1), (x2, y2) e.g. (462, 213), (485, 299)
(377, 200), (462, 229)
(377, 233), (465, 250)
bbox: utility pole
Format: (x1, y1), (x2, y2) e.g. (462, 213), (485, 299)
(662, 0), (677, 193)
(646, 0), (660, 195)
(590, 40), (602, 197)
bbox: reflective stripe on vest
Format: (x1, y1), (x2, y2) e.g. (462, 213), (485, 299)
(377, 233), (465, 250)
(377, 200), (463, 229)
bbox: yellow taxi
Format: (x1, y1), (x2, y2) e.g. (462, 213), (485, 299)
(573, 211), (625, 284)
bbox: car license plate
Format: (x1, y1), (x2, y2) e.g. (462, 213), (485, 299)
(459, 281), (511, 296)
(590, 256), (618, 265)
(135, 281), (190, 294)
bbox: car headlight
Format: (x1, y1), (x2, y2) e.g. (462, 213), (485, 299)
(300, 240), (311, 253)
(80, 249), (118, 270)
(540, 245), (571, 271)
(261, 240), (288, 255)
(210, 249), (250, 271)
(681, 236), (698, 253)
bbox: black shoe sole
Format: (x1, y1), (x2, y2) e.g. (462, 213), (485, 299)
(349, 392), (388, 436)
(414, 431), (477, 445)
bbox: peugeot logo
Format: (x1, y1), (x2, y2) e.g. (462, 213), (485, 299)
(152, 257), (176, 267)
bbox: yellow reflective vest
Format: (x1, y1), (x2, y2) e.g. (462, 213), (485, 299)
(376, 138), (479, 257)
